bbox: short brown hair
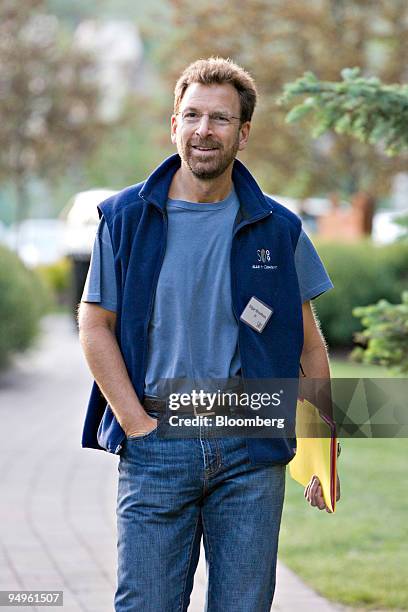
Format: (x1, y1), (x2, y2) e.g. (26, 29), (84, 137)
(174, 57), (257, 123)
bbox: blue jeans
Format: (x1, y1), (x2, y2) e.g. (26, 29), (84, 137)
(115, 412), (285, 612)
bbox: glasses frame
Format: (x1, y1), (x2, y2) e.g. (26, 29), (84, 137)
(176, 110), (242, 128)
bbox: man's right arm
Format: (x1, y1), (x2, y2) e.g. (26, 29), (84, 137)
(78, 302), (158, 436)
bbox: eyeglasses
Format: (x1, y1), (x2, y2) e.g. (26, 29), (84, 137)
(177, 111), (242, 127)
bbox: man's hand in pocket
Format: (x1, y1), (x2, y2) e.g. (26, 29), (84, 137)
(124, 414), (158, 438)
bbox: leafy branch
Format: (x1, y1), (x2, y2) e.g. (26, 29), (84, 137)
(277, 68), (408, 156)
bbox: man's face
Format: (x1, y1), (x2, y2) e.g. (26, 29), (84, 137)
(171, 82), (250, 180)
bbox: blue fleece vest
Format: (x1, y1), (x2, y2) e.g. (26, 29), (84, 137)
(81, 154), (303, 465)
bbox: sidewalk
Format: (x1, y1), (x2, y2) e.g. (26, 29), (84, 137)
(0, 314), (344, 611)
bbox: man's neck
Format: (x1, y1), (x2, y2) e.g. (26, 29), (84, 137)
(168, 162), (233, 203)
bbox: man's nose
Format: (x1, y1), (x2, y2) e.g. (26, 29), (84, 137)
(194, 115), (213, 138)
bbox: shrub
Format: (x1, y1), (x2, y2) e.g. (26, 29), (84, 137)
(312, 240), (408, 347)
(351, 292), (408, 374)
(0, 245), (52, 368)
(36, 257), (72, 306)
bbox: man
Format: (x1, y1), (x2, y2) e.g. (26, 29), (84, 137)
(79, 57), (339, 612)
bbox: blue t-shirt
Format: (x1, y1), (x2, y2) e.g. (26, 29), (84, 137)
(82, 191), (333, 396)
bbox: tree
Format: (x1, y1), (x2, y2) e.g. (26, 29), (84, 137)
(153, 0), (408, 199)
(84, 95), (174, 190)
(0, 0), (104, 234)
(278, 68), (408, 156)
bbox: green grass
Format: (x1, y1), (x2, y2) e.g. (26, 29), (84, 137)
(280, 358), (408, 609)
(330, 354), (402, 378)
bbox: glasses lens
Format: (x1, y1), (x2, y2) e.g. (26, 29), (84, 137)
(181, 112), (235, 126)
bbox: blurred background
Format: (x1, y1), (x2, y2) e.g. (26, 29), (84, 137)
(0, 1), (407, 610)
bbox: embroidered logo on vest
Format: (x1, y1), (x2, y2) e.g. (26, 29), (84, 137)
(252, 248), (278, 270)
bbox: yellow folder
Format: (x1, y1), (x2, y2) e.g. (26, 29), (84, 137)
(289, 398), (338, 512)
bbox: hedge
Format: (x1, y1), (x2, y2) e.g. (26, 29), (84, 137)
(36, 257), (72, 306)
(0, 245), (52, 368)
(313, 240), (408, 348)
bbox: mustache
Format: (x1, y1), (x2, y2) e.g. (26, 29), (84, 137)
(189, 140), (221, 149)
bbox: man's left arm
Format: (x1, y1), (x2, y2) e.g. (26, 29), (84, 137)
(300, 300), (330, 379)
(300, 300), (341, 512)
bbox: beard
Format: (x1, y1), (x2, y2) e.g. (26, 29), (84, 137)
(177, 132), (240, 180)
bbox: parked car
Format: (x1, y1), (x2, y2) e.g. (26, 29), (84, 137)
(4, 219), (66, 266)
(61, 189), (117, 314)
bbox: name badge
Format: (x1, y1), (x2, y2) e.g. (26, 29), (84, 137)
(240, 296), (273, 333)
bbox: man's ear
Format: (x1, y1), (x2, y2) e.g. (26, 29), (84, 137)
(238, 121), (251, 152)
(170, 114), (177, 145)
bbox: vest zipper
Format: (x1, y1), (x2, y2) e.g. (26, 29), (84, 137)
(233, 210), (272, 237)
